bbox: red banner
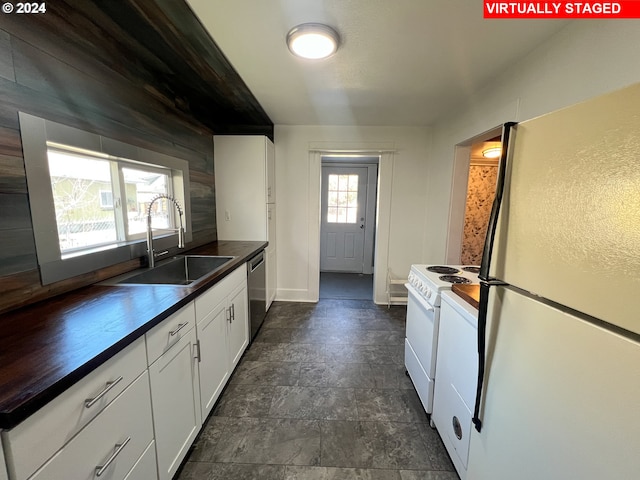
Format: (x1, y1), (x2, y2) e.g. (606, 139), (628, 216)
(484, 1), (640, 18)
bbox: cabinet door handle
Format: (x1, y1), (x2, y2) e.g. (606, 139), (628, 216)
(169, 322), (189, 336)
(194, 339), (201, 362)
(231, 303), (235, 321)
(227, 306), (232, 323)
(85, 376), (124, 408)
(95, 436), (131, 476)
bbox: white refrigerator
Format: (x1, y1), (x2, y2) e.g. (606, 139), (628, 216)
(468, 83), (640, 480)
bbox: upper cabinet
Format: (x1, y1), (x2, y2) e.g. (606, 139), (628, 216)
(214, 135), (275, 241)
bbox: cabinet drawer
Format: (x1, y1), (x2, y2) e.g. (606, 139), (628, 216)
(3, 336), (147, 480)
(0, 436), (8, 480)
(123, 440), (157, 480)
(30, 371), (154, 480)
(195, 266), (245, 322)
(146, 302), (195, 365)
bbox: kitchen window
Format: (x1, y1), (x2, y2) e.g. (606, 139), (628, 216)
(20, 112), (192, 285)
(47, 146), (173, 255)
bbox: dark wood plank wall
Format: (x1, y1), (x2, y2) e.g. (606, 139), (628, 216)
(0, 0), (273, 314)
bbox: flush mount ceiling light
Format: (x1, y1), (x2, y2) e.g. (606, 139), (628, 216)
(287, 23), (340, 59)
(482, 146), (502, 159)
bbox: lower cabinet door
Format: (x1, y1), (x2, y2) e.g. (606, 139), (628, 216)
(29, 372), (154, 480)
(149, 327), (202, 480)
(227, 282), (249, 369)
(197, 302), (230, 420)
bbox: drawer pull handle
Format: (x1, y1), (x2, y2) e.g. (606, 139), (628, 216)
(95, 436), (131, 477)
(169, 322), (188, 336)
(85, 376), (124, 408)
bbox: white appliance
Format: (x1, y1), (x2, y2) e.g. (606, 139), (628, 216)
(432, 291), (479, 480)
(404, 265), (479, 419)
(468, 83), (640, 480)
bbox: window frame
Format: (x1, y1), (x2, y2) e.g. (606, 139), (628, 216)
(20, 112), (192, 285)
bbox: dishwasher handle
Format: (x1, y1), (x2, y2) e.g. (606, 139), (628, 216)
(248, 251), (265, 272)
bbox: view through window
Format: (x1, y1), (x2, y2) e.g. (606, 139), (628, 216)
(47, 148), (171, 255)
(327, 173), (359, 223)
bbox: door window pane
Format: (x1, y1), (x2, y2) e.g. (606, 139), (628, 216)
(327, 174), (358, 223)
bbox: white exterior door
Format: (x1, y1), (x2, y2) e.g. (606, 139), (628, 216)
(320, 166), (368, 273)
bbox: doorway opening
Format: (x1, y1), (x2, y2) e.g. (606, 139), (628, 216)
(446, 126), (503, 264)
(319, 157), (378, 300)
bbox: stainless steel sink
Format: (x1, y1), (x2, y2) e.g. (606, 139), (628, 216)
(106, 255), (236, 286)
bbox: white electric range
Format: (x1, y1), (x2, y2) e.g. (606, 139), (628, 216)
(404, 265), (479, 420)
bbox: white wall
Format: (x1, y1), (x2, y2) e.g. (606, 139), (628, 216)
(274, 125), (430, 303)
(427, 20), (640, 263)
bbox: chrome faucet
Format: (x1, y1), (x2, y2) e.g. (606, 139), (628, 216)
(146, 194), (185, 268)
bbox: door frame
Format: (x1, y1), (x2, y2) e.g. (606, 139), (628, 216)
(445, 126), (502, 264)
(307, 146), (395, 304)
(320, 161), (378, 274)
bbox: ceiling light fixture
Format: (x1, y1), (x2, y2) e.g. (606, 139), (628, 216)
(482, 146), (502, 159)
(287, 23), (340, 60)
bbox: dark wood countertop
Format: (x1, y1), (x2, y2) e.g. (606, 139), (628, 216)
(452, 284), (480, 309)
(0, 240), (267, 429)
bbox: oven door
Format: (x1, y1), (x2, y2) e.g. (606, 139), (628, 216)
(405, 283), (439, 378)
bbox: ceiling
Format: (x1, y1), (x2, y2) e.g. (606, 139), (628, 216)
(185, 0), (568, 127)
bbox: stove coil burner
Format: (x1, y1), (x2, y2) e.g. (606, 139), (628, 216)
(462, 266), (480, 273)
(427, 266), (460, 275)
(439, 275), (472, 284)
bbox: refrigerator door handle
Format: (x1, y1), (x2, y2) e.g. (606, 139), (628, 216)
(479, 121), (517, 282)
(472, 279), (508, 433)
(472, 281), (490, 432)
(474, 122), (516, 432)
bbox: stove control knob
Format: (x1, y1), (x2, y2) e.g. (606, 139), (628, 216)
(425, 288), (432, 299)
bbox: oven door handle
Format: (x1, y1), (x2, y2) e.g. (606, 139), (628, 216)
(405, 283), (435, 312)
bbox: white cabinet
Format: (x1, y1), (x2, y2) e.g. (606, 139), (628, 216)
(195, 266), (248, 420)
(214, 135), (275, 241)
(29, 372), (154, 480)
(146, 303), (201, 480)
(2, 337), (151, 480)
(266, 204), (277, 308)
(227, 278), (249, 368)
(215, 135), (276, 309)
(123, 441), (158, 480)
(0, 436), (8, 480)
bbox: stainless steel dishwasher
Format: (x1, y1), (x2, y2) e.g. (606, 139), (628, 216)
(247, 250), (266, 341)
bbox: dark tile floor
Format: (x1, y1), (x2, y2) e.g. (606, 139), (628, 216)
(177, 300), (459, 480)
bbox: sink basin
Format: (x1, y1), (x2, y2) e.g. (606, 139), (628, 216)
(110, 255), (235, 286)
